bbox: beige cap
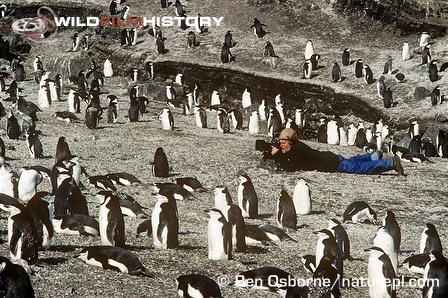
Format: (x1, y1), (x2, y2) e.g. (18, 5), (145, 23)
(279, 128), (298, 142)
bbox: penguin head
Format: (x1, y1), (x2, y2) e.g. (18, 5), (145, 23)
(327, 218), (341, 228)
(365, 246), (385, 257)
(96, 190), (114, 202)
(313, 228), (333, 239)
(205, 208), (224, 219)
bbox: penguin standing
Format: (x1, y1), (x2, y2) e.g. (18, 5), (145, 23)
(220, 43), (234, 63)
(216, 108), (230, 133)
(241, 87), (252, 111)
(355, 59), (363, 78)
(228, 109), (243, 130)
(103, 57), (113, 77)
(292, 178), (311, 215)
(317, 117), (327, 143)
(187, 31), (197, 48)
(156, 37), (167, 54)
(14, 60), (25, 81)
(6, 111), (20, 140)
(264, 41), (275, 57)
(18, 168), (43, 203)
(237, 172), (258, 219)
(0, 136), (4, 158)
(310, 254), (341, 298)
(377, 75), (386, 99)
(331, 62), (341, 82)
(158, 107), (174, 130)
(129, 28), (138, 46)
(429, 60), (439, 82)
(0, 196), (38, 268)
(211, 186), (232, 211)
(422, 139), (437, 157)
(363, 64), (374, 84)
(409, 135), (422, 154)
(256, 99), (267, 122)
(422, 45), (431, 64)
(0, 164), (16, 198)
(420, 223), (443, 254)
(310, 53), (320, 70)
(419, 32), (431, 47)
(33, 56), (43, 73)
(151, 192), (179, 249)
(277, 189), (297, 228)
(210, 90), (220, 106)
(48, 80), (60, 102)
(67, 89), (81, 113)
(294, 108), (305, 128)
(315, 229), (343, 277)
(303, 59), (312, 79)
(38, 81), (51, 109)
(72, 33), (81, 51)
(327, 119), (340, 145)
(85, 105), (101, 129)
(266, 108), (281, 137)
(183, 92), (194, 115)
(128, 95), (140, 122)
(206, 208), (232, 260)
(193, 83), (204, 106)
(383, 57), (393, 75)
(220, 204), (247, 252)
(251, 18), (267, 38)
(327, 219), (351, 260)
(0, 256), (35, 297)
(194, 106), (207, 128)
(422, 251), (448, 297)
(152, 147), (169, 178)
(98, 191), (125, 247)
(402, 42), (411, 61)
(248, 111), (259, 135)
(383, 211), (401, 258)
(347, 123), (357, 146)
(383, 87), (393, 109)
(107, 95), (119, 124)
(431, 86), (442, 106)
(275, 101), (285, 124)
(120, 29), (128, 46)
(304, 40), (314, 60)
(55, 136), (72, 164)
(54, 177), (88, 216)
(374, 226), (398, 275)
(25, 129), (43, 159)
(339, 126), (348, 146)
(342, 48), (350, 66)
(26, 192), (53, 250)
(367, 247), (396, 298)
(224, 31), (234, 48)
(354, 122), (368, 148)
(120, 5), (129, 20)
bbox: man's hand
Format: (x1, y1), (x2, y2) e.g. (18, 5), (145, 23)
(271, 146), (280, 155)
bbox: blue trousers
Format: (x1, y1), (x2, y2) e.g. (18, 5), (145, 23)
(335, 152), (394, 175)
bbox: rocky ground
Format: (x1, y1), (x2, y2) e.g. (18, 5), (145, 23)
(1, 0), (448, 297)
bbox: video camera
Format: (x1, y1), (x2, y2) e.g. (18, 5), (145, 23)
(255, 139), (280, 152)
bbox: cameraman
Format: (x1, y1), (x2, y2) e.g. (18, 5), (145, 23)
(263, 128), (404, 175)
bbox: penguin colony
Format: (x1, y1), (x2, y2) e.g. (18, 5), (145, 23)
(0, 0), (447, 297)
